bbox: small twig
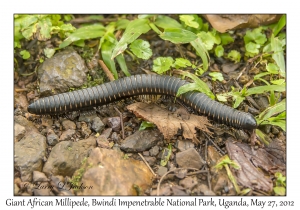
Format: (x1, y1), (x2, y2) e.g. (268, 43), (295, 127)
(15, 88), (29, 92)
(157, 167), (199, 196)
(204, 133), (225, 155)
(141, 68), (156, 75)
(186, 170), (208, 176)
(206, 167), (212, 190)
(138, 153), (156, 177)
(98, 60), (115, 82)
(114, 106), (124, 140)
(236, 66), (246, 81)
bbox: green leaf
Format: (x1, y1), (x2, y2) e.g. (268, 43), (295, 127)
(22, 24), (37, 40)
(139, 121), (156, 131)
(271, 35), (285, 77)
(274, 187), (286, 196)
(154, 15), (182, 29)
(266, 63), (279, 74)
(255, 129), (271, 145)
(220, 33), (234, 45)
(111, 19), (151, 59)
(197, 31), (215, 50)
(176, 71), (215, 100)
(214, 45), (224, 57)
(44, 48), (55, 58)
(20, 15), (38, 29)
(190, 38), (210, 71)
(260, 120), (286, 132)
(227, 50), (241, 63)
(179, 15), (199, 28)
(245, 42), (260, 56)
(246, 84), (285, 96)
(216, 94), (228, 102)
(272, 15), (286, 36)
(214, 155), (240, 170)
(116, 54), (131, 77)
(258, 99), (286, 122)
(129, 39), (152, 59)
(37, 17), (52, 40)
(275, 172), (286, 186)
(20, 50), (30, 59)
(160, 144), (172, 166)
(101, 39), (118, 79)
(244, 27), (267, 45)
(59, 23), (76, 32)
(271, 79), (285, 85)
(232, 93), (245, 108)
(173, 58), (192, 69)
(59, 24), (105, 48)
(209, 72), (224, 82)
(116, 19), (130, 30)
(160, 28), (197, 44)
(73, 39), (85, 47)
(152, 57), (174, 74)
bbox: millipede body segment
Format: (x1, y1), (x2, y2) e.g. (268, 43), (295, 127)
(28, 74), (257, 130)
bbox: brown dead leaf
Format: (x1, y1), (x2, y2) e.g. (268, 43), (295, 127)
(225, 140), (273, 192)
(203, 14), (282, 33)
(127, 102), (212, 143)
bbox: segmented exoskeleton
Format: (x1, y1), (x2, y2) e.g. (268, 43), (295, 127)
(28, 74), (257, 130)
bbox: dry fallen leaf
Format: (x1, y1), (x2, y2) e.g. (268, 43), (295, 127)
(127, 102), (212, 143)
(225, 140), (274, 192)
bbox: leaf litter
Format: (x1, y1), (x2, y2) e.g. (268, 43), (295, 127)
(225, 139), (286, 193)
(127, 102), (212, 143)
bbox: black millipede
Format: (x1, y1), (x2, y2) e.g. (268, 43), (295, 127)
(27, 74), (257, 130)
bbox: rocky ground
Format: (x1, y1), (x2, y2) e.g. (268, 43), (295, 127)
(14, 15), (286, 196)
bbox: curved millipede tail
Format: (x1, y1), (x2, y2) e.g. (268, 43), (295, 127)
(28, 74), (257, 130)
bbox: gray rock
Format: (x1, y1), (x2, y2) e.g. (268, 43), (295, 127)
(111, 132), (119, 141)
(43, 136), (96, 177)
(101, 128), (112, 139)
(33, 171), (48, 182)
(91, 117), (105, 133)
(157, 166), (168, 177)
(62, 120), (76, 130)
(107, 117), (121, 132)
(14, 115), (38, 134)
(176, 148), (205, 169)
(14, 132), (47, 182)
(221, 63), (241, 73)
(14, 123), (26, 142)
(96, 135), (110, 149)
(59, 129), (75, 141)
(179, 176), (198, 190)
(120, 129), (163, 152)
(78, 113), (98, 123)
(149, 146), (160, 156)
(77, 148), (153, 195)
(144, 156), (156, 166)
(47, 133), (59, 146)
(172, 185), (188, 195)
(38, 48), (88, 96)
(198, 184), (216, 195)
(177, 139), (194, 152)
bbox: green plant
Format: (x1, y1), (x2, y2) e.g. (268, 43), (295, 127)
(160, 144), (172, 166)
(216, 83), (285, 109)
(214, 155), (250, 195)
(14, 14), (75, 49)
(139, 121), (156, 131)
(273, 172), (286, 195)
